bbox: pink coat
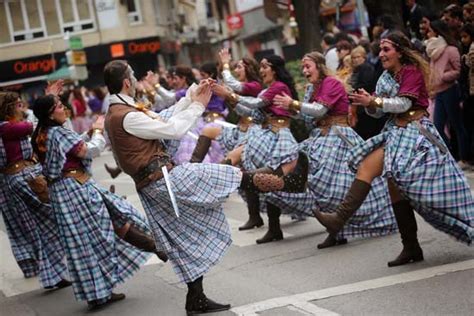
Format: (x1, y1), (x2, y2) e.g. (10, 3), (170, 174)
(429, 45), (460, 95)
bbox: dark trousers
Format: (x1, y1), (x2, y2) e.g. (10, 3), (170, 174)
(434, 84), (470, 161)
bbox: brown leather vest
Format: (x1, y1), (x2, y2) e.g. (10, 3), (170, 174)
(105, 104), (169, 178)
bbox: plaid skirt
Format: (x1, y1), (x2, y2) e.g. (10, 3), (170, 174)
(49, 177), (151, 303)
(265, 127), (397, 239)
(139, 163), (241, 283)
(0, 175), (38, 277)
(5, 164), (68, 287)
(241, 126), (299, 171)
(173, 117), (225, 164)
(216, 125), (247, 154)
(348, 118), (474, 244)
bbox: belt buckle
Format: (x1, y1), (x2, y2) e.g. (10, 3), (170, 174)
(70, 170), (77, 174)
(408, 110), (416, 116)
(277, 119), (285, 124)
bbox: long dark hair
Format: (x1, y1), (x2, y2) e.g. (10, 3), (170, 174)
(264, 55), (298, 100)
(429, 19), (459, 48)
(173, 65), (196, 86)
(31, 95), (62, 162)
(0, 91), (20, 121)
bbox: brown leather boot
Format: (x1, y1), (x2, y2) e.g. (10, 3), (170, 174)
(317, 233), (348, 249)
(239, 191), (264, 230)
(313, 179), (371, 234)
(190, 135), (212, 163)
(104, 164), (122, 179)
(256, 202), (283, 244)
(123, 226), (168, 262)
(388, 200), (424, 267)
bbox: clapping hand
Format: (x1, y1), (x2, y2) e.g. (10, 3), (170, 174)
(145, 71), (159, 86)
(348, 88), (371, 107)
(191, 80), (212, 107)
(45, 80), (64, 96)
(273, 92), (293, 110)
(218, 48), (231, 65)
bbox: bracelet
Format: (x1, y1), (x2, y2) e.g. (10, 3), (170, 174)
(92, 128), (103, 135)
(369, 96), (383, 108)
(290, 100), (301, 111)
(223, 63), (230, 70)
(230, 92), (239, 103)
(154, 83), (160, 89)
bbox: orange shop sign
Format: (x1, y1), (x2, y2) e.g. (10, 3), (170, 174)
(128, 40), (160, 55)
(13, 58), (57, 74)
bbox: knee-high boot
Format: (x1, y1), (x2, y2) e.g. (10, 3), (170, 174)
(313, 179), (371, 234)
(387, 200), (424, 267)
(123, 226), (168, 262)
(240, 153), (309, 193)
(256, 202), (283, 244)
(185, 276), (231, 314)
(190, 135), (212, 163)
(239, 191), (264, 230)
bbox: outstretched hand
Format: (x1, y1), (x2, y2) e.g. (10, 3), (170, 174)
(191, 81), (212, 106)
(348, 88), (372, 107)
(145, 71), (159, 86)
(45, 80), (64, 96)
(273, 92), (293, 110)
(218, 48), (231, 65)
(92, 115), (105, 130)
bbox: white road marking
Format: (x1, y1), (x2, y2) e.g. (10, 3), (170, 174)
(231, 259), (474, 315)
(289, 302), (340, 315)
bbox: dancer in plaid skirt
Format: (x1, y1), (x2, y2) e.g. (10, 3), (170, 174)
(315, 32), (473, 267)
(31, 95), (160, 310)
(103, 60), (295, 314)
(189, 48), (264, 162)
(268, 51), (397, 248)
(0, 142), (38, 278)
(221, 55), (309, 244)
(0, 92), (70, 289)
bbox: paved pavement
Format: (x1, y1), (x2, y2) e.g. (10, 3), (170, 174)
(1, 150), (473, 316)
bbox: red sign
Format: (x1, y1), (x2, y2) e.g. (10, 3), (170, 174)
(226, 13), (244, 30)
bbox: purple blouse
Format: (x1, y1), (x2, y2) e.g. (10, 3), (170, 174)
(0, 121), (33, 164)
(175, 88), (188, 101)
(241, 81), (263, 97)
(206, 94), (226, 113)
(394, 65), (429, 108)
(311, 76), (349, 116)
(260, 81), (292, 117)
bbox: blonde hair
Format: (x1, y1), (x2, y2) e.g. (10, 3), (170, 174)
(302, 51), (330, 80)
(351, 45), (367, 58)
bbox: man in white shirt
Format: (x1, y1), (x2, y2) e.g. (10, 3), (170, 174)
(103, 60), (286, 314)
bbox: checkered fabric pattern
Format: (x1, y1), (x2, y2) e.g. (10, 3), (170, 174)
(348, 117), (474, 244)
(265, 126), (397, 239)
(216, 126), (247, 153)
(173, 117), (225, 164)
(139, 163), (241, 283)
(44, 127), (150, 302)
(0, 123), (7, 168)
(240, 126), (299, 171)
(0, 174), (38, 277)
(6, 164), (68, 287)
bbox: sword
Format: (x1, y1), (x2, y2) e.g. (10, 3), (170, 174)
(161, 166), (180, 218)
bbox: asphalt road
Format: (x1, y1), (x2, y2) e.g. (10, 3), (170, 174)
(1, 150), (473, 316)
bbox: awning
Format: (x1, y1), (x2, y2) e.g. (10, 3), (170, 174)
(46, 66), (71, 81)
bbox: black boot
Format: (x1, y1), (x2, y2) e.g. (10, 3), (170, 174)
(104, 164), (122, 179)
(248, 153), (309, 193)
(123, 226), (168, 262)
(239, 191), (264, 230)
(256, 202), (283, 244)
(313, 179), (371, 234)
(317, 233), (348, 249)
(44, 279), (72, 290)
(388, 200), (424, 267)
(88, 293), (126, 310)
(185, 276), (231, 315)
(190, 136), (212, 163)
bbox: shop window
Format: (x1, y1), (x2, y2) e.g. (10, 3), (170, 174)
(3, 0), (46, 43)
(126, 0), (143, 25)
(56, 0), (95, 34)
(42, 0), (61, 36)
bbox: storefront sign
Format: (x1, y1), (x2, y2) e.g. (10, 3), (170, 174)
(227, 13), (244, 30)
(0, 53), (65, 83)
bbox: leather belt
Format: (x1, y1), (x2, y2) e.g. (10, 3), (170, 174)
(203, 111), (224, 123)
(133, 158), (174, 190)
(394, 108), (428, 127)
(238, 116), (254, 132)
(62, 168), (91, 185)
(0, 159), (36, 175)
(263, 116), (290, 133)
(315, 115), (349, 136)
